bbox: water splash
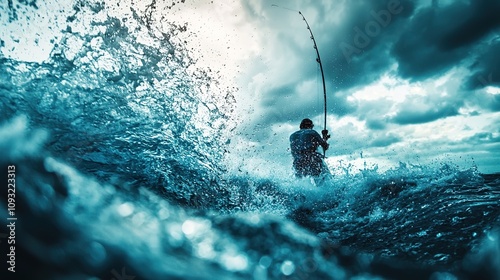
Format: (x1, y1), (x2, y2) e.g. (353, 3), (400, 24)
(1, 0), (238, 208)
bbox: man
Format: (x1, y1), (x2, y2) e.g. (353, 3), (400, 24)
(289, 118), (330, 180)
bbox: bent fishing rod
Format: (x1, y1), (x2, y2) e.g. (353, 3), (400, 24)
(272, 5), (331, 153)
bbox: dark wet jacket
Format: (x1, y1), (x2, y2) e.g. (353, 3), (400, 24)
(289, 129), (329, 177)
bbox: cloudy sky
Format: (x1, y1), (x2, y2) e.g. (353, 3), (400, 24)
(2, 0), (499, 176)
(170, 0), (499, 176)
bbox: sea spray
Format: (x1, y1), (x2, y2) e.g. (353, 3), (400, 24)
(1, 0), (238, 209)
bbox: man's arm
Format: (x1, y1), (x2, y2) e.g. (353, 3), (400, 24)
(313, 131), (329, 150)
(321, 129), (330, 150)
(321, 139), (329, 150)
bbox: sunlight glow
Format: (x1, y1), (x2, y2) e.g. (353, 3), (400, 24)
(486, 86), (500, 95)
(351, 75), (424, 102)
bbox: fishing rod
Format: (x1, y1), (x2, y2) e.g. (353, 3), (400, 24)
(272, 5), (330, 154)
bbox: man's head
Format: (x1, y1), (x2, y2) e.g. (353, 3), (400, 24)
(300, 118), (314, 129)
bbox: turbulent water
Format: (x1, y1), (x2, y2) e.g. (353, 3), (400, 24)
(1, 1), (500, 279)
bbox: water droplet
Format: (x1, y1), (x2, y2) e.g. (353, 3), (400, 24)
(259, 256), (272, 268)
(181, 219), (211, 238)
(117, 202), (134, 217)
(281, 260), (295, 276)
(158, 208), (170, 220)
(182, 219), (197, 235)
(221, 253), (248, 271)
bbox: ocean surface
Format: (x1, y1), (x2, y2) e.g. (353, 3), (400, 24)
(1, 1), (500, 279)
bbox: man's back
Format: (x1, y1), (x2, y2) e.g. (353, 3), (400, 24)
(289, 129), (323, 156)
(289, 119), (331, 182)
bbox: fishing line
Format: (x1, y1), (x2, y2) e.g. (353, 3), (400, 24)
(272, 4), (330, 155)
(271, 4), (298, 13)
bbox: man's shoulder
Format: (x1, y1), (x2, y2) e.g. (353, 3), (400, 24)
(290, 129), (304, 136)
(290, 129), (320, 141)
(302, 129), (320, 136)
(291, 129), (318, 135)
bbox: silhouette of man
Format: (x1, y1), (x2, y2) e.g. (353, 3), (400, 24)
(289, 118), (330, 180)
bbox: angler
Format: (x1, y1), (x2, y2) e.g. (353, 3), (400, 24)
(273, 5), (333, 184)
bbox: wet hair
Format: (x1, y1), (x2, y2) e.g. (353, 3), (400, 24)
(300, 118), (314, 129)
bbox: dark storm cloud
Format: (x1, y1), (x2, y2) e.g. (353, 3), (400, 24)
(393, 0), (500, 80)
(308, 0), (499, 99)
(241, 0), (500, 133)
(465, 39), (500, 90)
(464, 132), (500, 145)
(370, 133), (402, 147)
(366, 118), (387, 130)
(467, 90), (500, 112)
(439, 0), (500, 50)
(326, 0), (415, 88)
(390, 104), (459, 125)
